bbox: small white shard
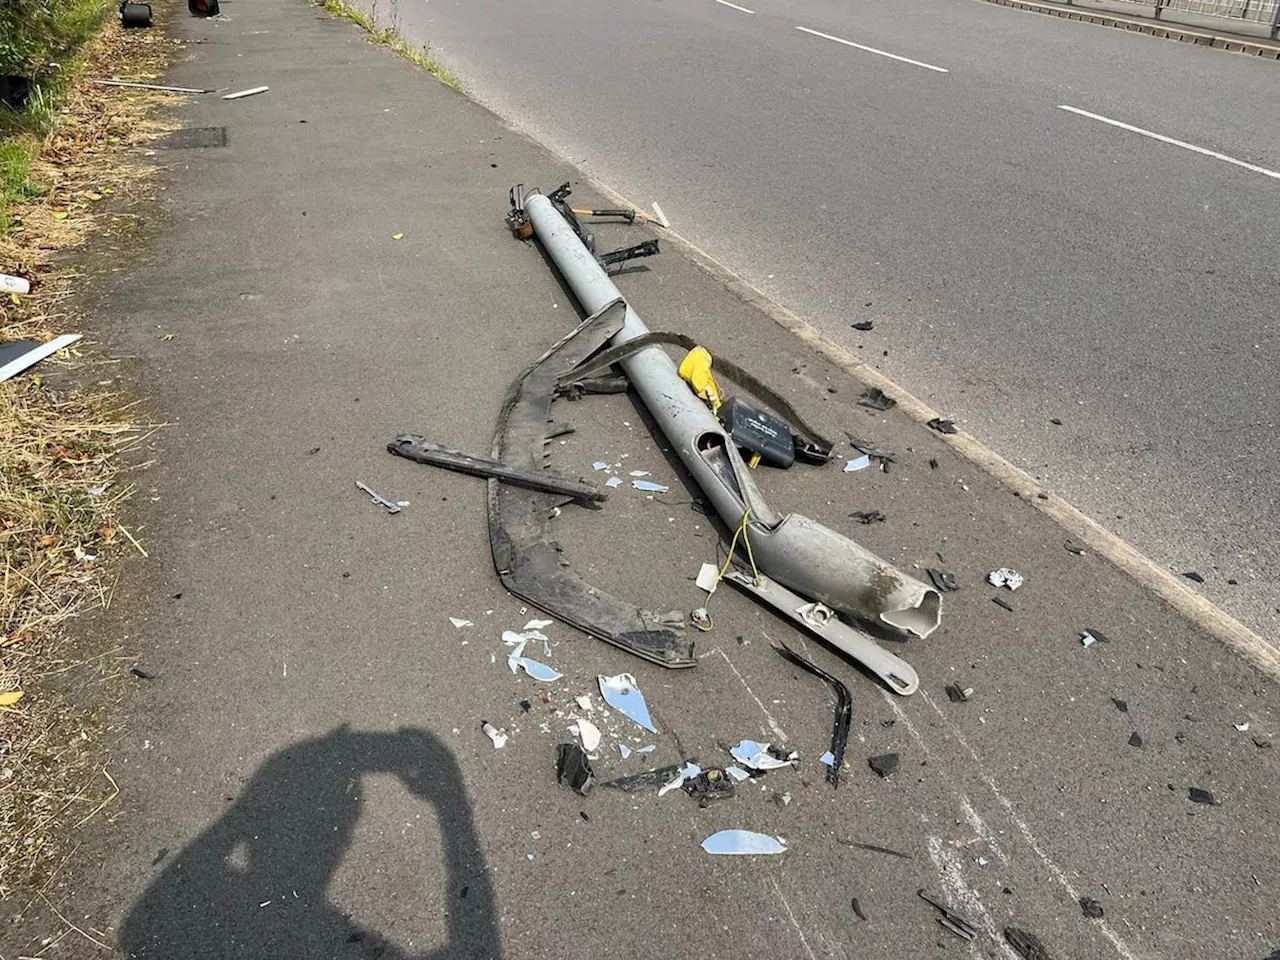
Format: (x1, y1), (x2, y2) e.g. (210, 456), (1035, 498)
(592, 461), (609, 471)
(987, 568), (1024, 591)
(695, 562), (720, 594)
(575, 695), (593, 712)
(633, 479), (669, 493)
(701, 830), (787, 855)
(635, 744), (655, 754)
(818, 751), (836, 767)
(844, 455), (871, 472)
(619, 743), (632, 759)
(731, 739), (796, 771)
(629, 470), (650, 477)
(503, 629), (547, 645)
(88, 483), (109, 495)
(658, 762), (701, 797)
(577, 719), (602, 753)
(605, 476), (623, 488)
(222, 85), (270, 100)
(1081, 631), (1097, 647)
(599, 673), (657, 732)
(524, 619), (553, 630)
(1235, 722), (1250, 732)
(449, 617), (473, 629)
(481, 722), (507, 749)
(725, 765), (751, 781)
(516, 656), (563, 682)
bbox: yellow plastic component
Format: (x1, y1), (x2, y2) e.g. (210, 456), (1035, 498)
(678, 346), (723, 411)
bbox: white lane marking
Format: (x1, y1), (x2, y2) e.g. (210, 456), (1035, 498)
(1058, 104), (1280, 181)
(713, 0), (755, 12)
(920, 691), (1143, 960)
(927, 837), (1023, 960)
(770, 876), (819, 960)
(795, 26), (949, 73)
(715, 647), (788, 742)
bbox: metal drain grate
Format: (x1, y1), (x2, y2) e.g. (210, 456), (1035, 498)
(154, 126), (228, 149)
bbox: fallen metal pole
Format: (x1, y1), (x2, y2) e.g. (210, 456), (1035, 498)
(522, 191), (941, 642)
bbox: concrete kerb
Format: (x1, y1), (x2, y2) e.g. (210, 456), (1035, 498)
(979, 0), (1280, 58)
(583, 174), (1280, 685)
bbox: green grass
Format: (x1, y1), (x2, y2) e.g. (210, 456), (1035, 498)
(320, 0), (461, 90)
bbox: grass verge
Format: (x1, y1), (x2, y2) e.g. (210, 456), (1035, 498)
(319, 0), (462, 90)
(1, 1), (178, 915)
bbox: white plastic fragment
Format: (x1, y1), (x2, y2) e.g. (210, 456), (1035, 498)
(0, 333), (82, 384)
(449, 617), (473, 629)
(725, 765), (751, 781)
(633, 479), (669, 493)
(481, 721), (507, 749)
(577, 719), (602, 753)
(658, 762), (701, 797)
(1081, 631), (1098, 647)
(695, 562), (720, 594)
(222, 85), (269, 100)
(629, 470), (650, 477)
(988, 568), (1024, 591)
(515, 656), (562, 682)
(605, 476), (623, 488)
(730, 739), (796, 770)
(701, 830), (787, 855)
(1235, 722), (1250, 732)
(619, 743), (632, 759)
(818, 751), (836, 767)
(575, 695), (593, 712)
(592, 461), (609, 471)
(599, 673), (657, 732)
(635, 744), (655, 754)
(844, 455), (871, 472)
(524, 619), (554, 630)
(0, 273), (31, 295)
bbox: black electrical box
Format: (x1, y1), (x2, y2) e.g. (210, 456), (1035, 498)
(720, 397), (795, 468)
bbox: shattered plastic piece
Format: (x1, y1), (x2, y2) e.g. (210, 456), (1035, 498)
(481, 721), (508, 749)
(1079, 897), (1105, 919)
(844, 455), (871, 472)
(1080, 631), (1098, 648)
(851, 320), (875, 332)
(635, 744), (655, 754)
(604, 764), (682, 792)
(1084, 627), (1112, 644)
(0, 334), (81, 382)
(944, 684), (971, 703)
(819, 751), (836, 766)
(926, 568), (960, 593)
(658, 762), (702, 797)
(576, 718), (602, 753)
(1128, 732), (1143, 747)
(524, 619), (554, 630)
(839, 839), (912, 859)
(354, 480), (402, 514)
(556, 743), (596, 795)
(774, 641), (850, 787)
(1064, 541), (1086, 556)
(849, 510), (885, 524)
(575, 695), (593, 712)
(868, 753), (899, 778)
(701, 830), (787, 855)
(1183, 571), (1205, 583)
(592, 461), (609, 471)
(725, 765), (750, 781)
(851, 898), (868, 921)
(919, 890), (977, 941)
(632, 479), (669, 493)
(730, 740), (796, 771)
(618, 743), (632, 759)
(773, 791), (792, 808)
(599, 673), (657, 732)
(927, 418), (958, 435)
(857, 387), (895, 411)
(991, 596), (1014, 612)
(695, 562), (720, 594)
(1004, 927), (1054, 960)
(605, 476), (623, 488)
(449, 617), (473, 629)
(1188, 787), (1218, 805)
(987, 568), (1024, 591)
(1111, 698), (1129, 713)
(629, 470), (650, 477)
(1234, 722), (1250, 732)
(222, 85), (269, 100)
(130, 667), (157, 680)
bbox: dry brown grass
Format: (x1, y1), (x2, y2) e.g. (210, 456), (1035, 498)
(1, 4), (179, 909)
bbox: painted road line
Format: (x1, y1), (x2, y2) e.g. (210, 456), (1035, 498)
(713, 0), (755, 12)
(1058, 105), (1280, 181)
(795, 26), (949, 73)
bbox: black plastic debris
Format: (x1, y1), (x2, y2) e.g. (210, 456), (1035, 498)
(604, 764), (684, 793)
(1111, 698), (1129, 713)
(1083, 627), (1113, 644)
(851, 898), (868, 921)
(1254, 737), (1273, 750)
(926, 568), (960, 593)
(1175, 731), (1188, 744)
(1079, 897), (1104, 919)
(120, 2), (153, 28)
(1005, 927), (1054, 960)
(1188, 787), (1218, 805)
(130, 667), (157, 680)
(868, 753), (899, 779)
(1128, 732), (1143, 747)
(1183, 571), (1205, 584)
(857, 387), (895, 411)
(1064, 540), (1085, 556)
(840, 838), (912, 859)
(945, 683), (972, 703)
(927, 417), (957, 435)
(919, 890), (977, 942)
(555, 743), (596, 796)
(845, 432), (896, 471)
(1049, 417), (1063, 426)
(991, 596), (1014, 612)
(850, 510), (885, 525)
(851, 320), (875, 332)
(1228, 578), (1239, 585)
(519, 699), (532, 712)
(928, 457), (939, 469)
(774, 641), (851, 787)
(682, 769), (736, 806)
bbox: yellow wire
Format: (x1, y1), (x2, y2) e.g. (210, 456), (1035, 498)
(696, 507), (761, 632)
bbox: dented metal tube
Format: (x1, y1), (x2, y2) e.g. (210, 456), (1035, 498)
(523, 193), (941, 638)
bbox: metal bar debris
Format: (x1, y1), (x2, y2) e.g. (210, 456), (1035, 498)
(388, 435), (606, 501)
(773, 641), (851, 785)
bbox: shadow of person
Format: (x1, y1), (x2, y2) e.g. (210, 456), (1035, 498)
(119, 726), (501, 959)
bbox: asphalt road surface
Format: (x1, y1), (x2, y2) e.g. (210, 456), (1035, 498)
(380, 0), (1280, 643)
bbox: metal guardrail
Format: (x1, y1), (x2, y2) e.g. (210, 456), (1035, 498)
(1072, 0), (1280, 37)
